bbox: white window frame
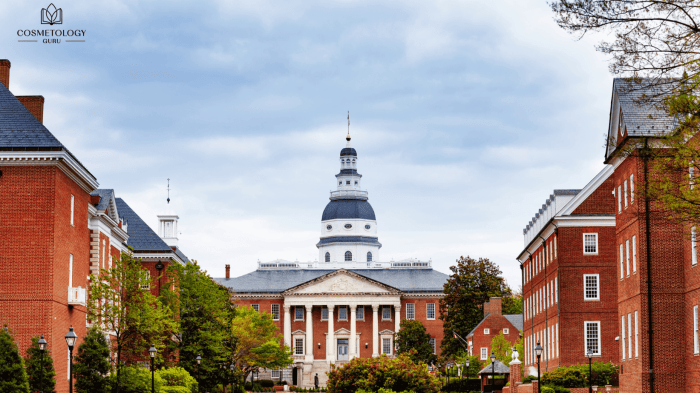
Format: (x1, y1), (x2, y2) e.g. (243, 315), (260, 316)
(271, 369), (281, 379)
(627, 312), (632, 359)
(429, 338), (436, 354)
(634, 310), (639, 358)
(503, 328), (509, 335)
(406, 303), (415, 320)
(271, 304), (280, 321)
(68, 254), (74, 288)
(295, 306), (304, 321)
(481, 347), (488, 360)
(620, 244), (624, 279)
(555, 277), (558, 303)
(70, 194), (75, 226)
(141, 270), (151, 290)
(585, 321), (601, 356)
(554, 236), (558, 259)
(695, 305), (699, 355)
(252, 304), (259, 312)
(382, 305), (391, 320)
(357, 305), (364, 320)
(618, 185), (622, 213)
(382, 338), (392, 355)
(624, 180), (628, 207)
(295, 337), (304, 355)
(621, 315), (626, 360)
(338, 305), (348, 321)
(693, 227), (698, 266)
(484, 328), (490, 335)
(321, 306), (328, 321)
(633, 235), (637, 273)
(626, 239), (630, 276)
(583, 233), (598, 255)
(630, 174), (635, 202)
(426, 303), (436, 320)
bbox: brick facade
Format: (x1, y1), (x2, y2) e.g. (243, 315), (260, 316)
(466, 298), (522, 362)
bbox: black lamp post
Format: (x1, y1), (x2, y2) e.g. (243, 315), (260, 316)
(490, 352), (496, 391)
(64, 326), (77, 393)
(196, 354), (201, 386)
(587, 348), (593, 393)
(535, 341), (543, 393)
(149, 344), (157, 393)
(38, 335), (47, 393)
(464, 359), (470, 380)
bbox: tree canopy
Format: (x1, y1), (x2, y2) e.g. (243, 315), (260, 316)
(0, 326), (30, 393)
(74, 326), (112, 393)
(25, 335), (55, 393)
(440, 256), (510, 357)
(394, 319), (437, 365)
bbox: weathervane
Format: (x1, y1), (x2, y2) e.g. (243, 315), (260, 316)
(167, 178), (170, 204)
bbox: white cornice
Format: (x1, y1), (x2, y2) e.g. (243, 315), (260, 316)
(0, 151), (99, 192)
(555, 216), (616, 227)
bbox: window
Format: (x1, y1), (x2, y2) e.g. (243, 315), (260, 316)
(345, 251), (352, 261)
(271, 369), (281, 379)
(633, 236), (637, 273)
(70, 194), (74, 226)
(102, 239), (106, 269)
(634, 310), (639, 358)
(694, 227), (698, 266)
(406, 303), (415, 320)
(585, 321), (601, 356)
(295, 306), (304, 321)
(271, 304), (280, 321)
(346, 181), (350, 185)
(621, 315), (626, 360)
(382, 338), (391, 355)
(295, 338), (304, 355)
(555, 277), (558, 303)
(382, 306), (391, 320)
(555, 237), (558, 259)
(618, 185), (622, 213)
(325, 252), (330, 262)
(630, 174), (635, 202)
(503, 328), (509, 335)
(620, 244), (624, 279)
(357, 305), (364, 320)
(626, 240), (630, 276)
(68, 254), (74, 288)
(367, 252), (372, 262)
(252, 304), (259, 312)
(484, 328), (490, 335)
(338, 306), (348, 320)
(624, 180), (628, 207)
(429, 338), (436, 354)
(627, 313), (632, 359)
(481, 347), (488, 360)
(141, 270), (151, 289)
(695, 305), (699, 354)
(583, 233), (598, 254)
(427, 303), (435, 320)
(556, 323), (559, 357)
(321, 306), (328, 320)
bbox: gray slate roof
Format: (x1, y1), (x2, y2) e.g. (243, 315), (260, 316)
(214, 268), (449, 293)
(115, 198), (173, 252)
(613, 78), (677, 137)
(0, 83), (61, 148)
(90, 189), (114, 211)
(478, 360), (510, 375)
(504, 314), (523, 332)
(175, 248), (190, 263)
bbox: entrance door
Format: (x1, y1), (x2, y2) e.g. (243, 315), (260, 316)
(292, 367), (298, 386)
(337, 339), (349, 360)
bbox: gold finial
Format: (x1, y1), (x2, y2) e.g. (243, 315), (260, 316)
(346, 111), (351, 141)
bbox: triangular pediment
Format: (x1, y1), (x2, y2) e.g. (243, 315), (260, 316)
(283, 269), (400, 295)
(335, 328), (350, 335)
(291, 329), (306, 335)
(379, 329), (395, 335)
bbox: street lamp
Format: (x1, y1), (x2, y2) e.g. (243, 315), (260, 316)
(64, 326), (77, 393)
(535, 341), (543, 393)
(587, 348), (593, 393)
(464, 358), (470, 380)
(38, 335), (47, 393)
(149, 344), (157, 393)
(490, 352), (496, 391)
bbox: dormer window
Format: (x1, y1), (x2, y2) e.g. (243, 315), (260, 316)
(346, 181), (350, 185)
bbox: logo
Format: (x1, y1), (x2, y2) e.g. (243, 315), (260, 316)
(41, 4), (62, 25)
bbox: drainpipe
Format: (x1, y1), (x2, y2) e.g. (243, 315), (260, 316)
(537, 235), (548, 372)
(642, 139), (655, 393)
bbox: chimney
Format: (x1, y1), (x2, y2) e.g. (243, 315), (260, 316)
(225, 264), (230, 279)
(0, 59), (9, 89)
(16, 96), (45, 123)
(484, 297), (502, 317)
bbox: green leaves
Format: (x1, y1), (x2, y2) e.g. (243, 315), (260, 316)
(25, 335), (56, 393)
(394, 320), (436, 365)
(0, 326), (30, 393)
(490, 332), (523, 366)
(73, 326), (111, 393)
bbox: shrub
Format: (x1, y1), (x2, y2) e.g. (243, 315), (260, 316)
(25, 336), (56, 393)
(522, 375), (537, 384)
(541, 362), (619, 388)
(157, 367), (198, 393)
(259, 379), (275, 388)
(252, 382), (263, 391)
(0, 326), (30, 393)
(162, 387), (191, 393)
(326, 353), (441, 393)
(542, 387), (555, 393)
(110, 365), (165, 393)
(74, 327), (110, 393)
(441, 378), (480, 392)
(544, 386), (570, 393)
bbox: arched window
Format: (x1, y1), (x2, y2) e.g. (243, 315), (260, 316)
(367, 252), (373, 262)
(345, 251), (352, 261)
(325, 252), (330, 262)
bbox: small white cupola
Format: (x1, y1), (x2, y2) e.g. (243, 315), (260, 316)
(158, 214), (179, 248)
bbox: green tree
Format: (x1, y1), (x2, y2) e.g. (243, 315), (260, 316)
(440, 256), (510, 357)
(502, 287), (523, 315)
(490, 332), (523, 366)
(25, 336), (55, 393)
(394, 319), (437, 365)
(230, 305), (293, 382)
(161, 261), (235, 391)
(0, 326), (30, 393)
(87, 250), (176, 393)
(73, 326), (111, 393)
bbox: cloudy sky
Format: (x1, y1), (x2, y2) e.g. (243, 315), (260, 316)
(1, 0), (614, 288)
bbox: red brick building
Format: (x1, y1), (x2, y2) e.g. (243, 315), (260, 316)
(465, 297), (523, 362)
(516, 167), (619, 376)
(215, 136), (448, 388)
(0, 60), (189, 393)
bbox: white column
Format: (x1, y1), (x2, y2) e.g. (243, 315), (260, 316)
(305, 305), (314, 362)
(327, 305), (335, 363)
(350, 304), (357, 359)
(372, 304), (379, 357)
(283, 305), (292, 348)
(394, 304), (401, 334)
